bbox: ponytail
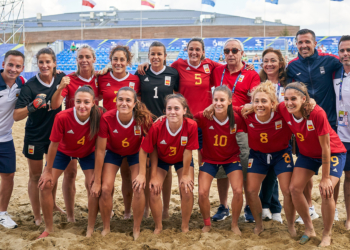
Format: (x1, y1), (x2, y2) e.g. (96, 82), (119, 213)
(164, 94), (193, 119)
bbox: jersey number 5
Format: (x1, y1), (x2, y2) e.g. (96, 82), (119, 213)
(77, 136), (85, 146)
(195, 74), (202, 85)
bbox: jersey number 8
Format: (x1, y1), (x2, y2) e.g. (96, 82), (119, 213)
(260, 133), (268, 143)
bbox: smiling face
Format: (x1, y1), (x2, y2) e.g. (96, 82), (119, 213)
(213, 90), (231, 116)
(263, 52), (281, 78)
(75, 91), (94, 119)
(77, 48), (96, 73)
(339, 40), (350, 67)
(166, 98), (186, 124)
(37, 54), (56, 77)
(296, 33), (317, 58)
(253, 92), (274, 119)
(187, 41), (204, 66)
(116, 90), (136, 115)
(224, 41), (243, 67)
(2, 55), (24, 81)
(149, 46), (166, 69)
(111, 50), (128, 75)
(284, 89), (306, 116)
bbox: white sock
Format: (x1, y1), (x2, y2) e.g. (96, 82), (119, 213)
(309, 206), (315, 210)
(0, 211), (6, 216)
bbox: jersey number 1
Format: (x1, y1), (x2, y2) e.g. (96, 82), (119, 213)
(154, 87), (158, 99)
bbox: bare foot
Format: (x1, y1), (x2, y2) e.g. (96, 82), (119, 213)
(53, 205), (66, 214)
(110, 210), (114, 219)
(202, 225), (211, 233)
(288, 224), (297, 237)
(318, 235), (331, 247)
(231, 225), (242, 236)
(101, 228), (110, 237)
(67, 216), (75, 223)
(124, 212), (131, 219)
(154, 227), (162, 235)
(36, 231), (49, 239)
(304, 228), (317, 238)
(86, 227), (94, 237)
(345, 220), (350, 230)
(254, 226), (264, 235)
(162, 210), (169, 220)
(133, 227), (141, 240)
(34, 218), (42, 226)
(143, 208), (150, 219)
(181, 225), (189, 233)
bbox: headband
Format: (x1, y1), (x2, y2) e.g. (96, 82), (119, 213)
(285, 86), (307, 96)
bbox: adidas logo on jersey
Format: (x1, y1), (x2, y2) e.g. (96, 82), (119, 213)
(113, 129), (118, 133)
(186, 67), (191, 70)
(287, 121), (292, 125)
(249, 123), (255, 128)
(160, 140), (167, 145)
(209, 126), (214, 130)
(106, 83), (111, 87)
(333, 168), (338, 172)
(67, 130), (74, 134)
(145, 77), (149, 82)
(287, 164), (292, 168)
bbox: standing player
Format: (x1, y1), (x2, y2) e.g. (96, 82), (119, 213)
(135, 41), (179, 219)
(280, 82), (346, 247)
(195, 86), (244, 235)
(98, 45), (141, 219)
(137, 94), (198, 234)
(37, 85), (103, 239)
(90, 87), (154, 239)
(0, 50), (25, 229)
(13, 48), (67, 226)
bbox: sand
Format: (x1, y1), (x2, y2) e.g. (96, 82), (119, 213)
(1, 118), (350, 249)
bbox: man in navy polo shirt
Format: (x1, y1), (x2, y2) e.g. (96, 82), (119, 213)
(0, 50), (25, 229)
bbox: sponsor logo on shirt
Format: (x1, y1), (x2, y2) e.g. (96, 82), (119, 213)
(296, 73), (301, 76)
(67, 130), (74, 134)
(186, 67), (191, 70)
(249, 123), (255, 128)
(129, 82), (135, 89)
(281, 91), (284, 96)
(287, 121), (292, 125)
(209, 126), (214, 130)
(230, 124), (237, 134)
(248, 158), (253, 168)
(181, 136), (188, 146)
(287, 164), (292, 168)
(134, 126), (141, 135)
(160, 140), (167, 145)
(95, 79), (98, 88)
(320, 66), (325, 75)
(28, 145), (34, 155)
(307, 120), (315, 131)
(165, 76), (171, 86)
(106, 83), (111, 87)
(238, 75), (245, 82)
(203, 64), (210, 74)
(113, 129), (118, 133)
(144, 77), (149, 82)
(332, 168), (338, 172)
(275, 120), (282, 130)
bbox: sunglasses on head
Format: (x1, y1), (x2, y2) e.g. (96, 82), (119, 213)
(339, 48), (350, 53)
(223, 48), (241, 54)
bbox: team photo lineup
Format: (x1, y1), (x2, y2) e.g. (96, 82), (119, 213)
(1, 1), (350, 248)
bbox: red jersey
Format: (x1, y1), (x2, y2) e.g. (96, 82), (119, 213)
(195, 112), (243, 164)
(50, 108), (96, 158)
(61, 73), (99, 109)
(141, 118), (199, 164)
(97, 72), (140, 111)
(235, 107), (292, 153)
(171, 58), (221, 114)
(278, 103), (346, 158)
(98, 109), (146, 156)
(212, 63), (261, 106)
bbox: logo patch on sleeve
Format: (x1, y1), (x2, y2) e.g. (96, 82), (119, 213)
(181, 136), (188, 146)
(203, 64), (210, 73)
(134, 126), (141, 135)
(307, 120), (315, 131)
(275, 120), (282, 130)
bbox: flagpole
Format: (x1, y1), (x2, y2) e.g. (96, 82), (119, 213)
(140, 9), (142, 39)
(201, 6), (203, 38)
(328, 0), (331, 36)
(263, 1), (266, 37)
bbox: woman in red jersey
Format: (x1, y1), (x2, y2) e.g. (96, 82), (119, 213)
(135, 94), (198, 234)
(98, 45), (141, 219)
(279, 82), (346, 247)
(38, 85), (104, 239)
(195, 86), (244, 235)
(90, 87), (153, 240)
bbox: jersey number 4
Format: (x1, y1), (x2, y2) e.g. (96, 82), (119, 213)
(77, 136), (85, 146)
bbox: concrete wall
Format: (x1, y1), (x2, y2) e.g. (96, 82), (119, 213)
(24, 43), (47, 72)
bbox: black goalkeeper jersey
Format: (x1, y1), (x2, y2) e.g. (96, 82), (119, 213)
(136, 65), (179, 118)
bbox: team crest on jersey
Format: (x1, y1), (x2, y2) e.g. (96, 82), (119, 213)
(134, 126), (141, 135)
(248, 158), (253, 168)
(230, 124), (237, 134)
(307, 120), (315, 131)
(203, 64), (210, 74)
(95, 79), (98, 88)
(181, 136), (188, 146)
(165, 76), (171, 86)
(238, 75), (245, 82)
(275, 120), (282, 130)
(129, 82), (135, 89)
(28, 145), (35, 155)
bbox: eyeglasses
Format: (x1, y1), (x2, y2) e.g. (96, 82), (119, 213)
(223, 48), (241, 54)
(339, 48), (350, 53)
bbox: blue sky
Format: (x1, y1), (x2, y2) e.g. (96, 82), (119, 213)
(24, 0), (350, 36)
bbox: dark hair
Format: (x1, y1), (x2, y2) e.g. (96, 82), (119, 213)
(75, 85), (104, 140)
(284, 82), (311, 119)
(164, 94), (193, 119)
(109, 45), (133, 67)
(4, 50), (25, 63)
(296, 29), (316, 42)
(339, 35), (350, 47)
(212, 86), (235, 131)
(187, 37), (205, 60)
(75, 44), (96, 76)
(259, 48), (287, 87)
(36, 48), (57, 76)
(149, 41), (167, 66)
(116, 87), (155, 134)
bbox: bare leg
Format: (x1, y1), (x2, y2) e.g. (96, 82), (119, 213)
(0, 173), (15, 212)
(227, 170), (243, 235)
(120, 158), (132, 219)
(61, 160), (77, 222)
(198, 171), (214, 232)
(144, 166), (150, 218)
(162, 167), (172, 219)
(344, 171), (350, 230)
(334, 181), (340, 204)
(304, 179), (313, 208)
(177, 167), (194, 233)
(84, 169), (97, 237)
(99, 163), (119, 236)
(217, 178), (229, 208)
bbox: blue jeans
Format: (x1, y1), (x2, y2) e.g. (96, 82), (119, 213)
(259, 167), (282, 214)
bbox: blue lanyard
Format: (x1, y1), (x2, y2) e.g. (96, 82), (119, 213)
(339, 67), (345, 101)
(276, 82), (281, 97)
(219, 64), (246, 93)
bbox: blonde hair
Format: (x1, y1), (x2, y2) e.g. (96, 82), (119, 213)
(75, 45), (96, 76)
(284, 82), (311, 119)
(251, 80), (278, 111)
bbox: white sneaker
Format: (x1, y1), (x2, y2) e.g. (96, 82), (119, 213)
(295, 206), (320, 224)
(0, 212), (18, 229)
(334, 208), (339, 221)
(262, 208), (272, 220)
(272, 213), (283, 224)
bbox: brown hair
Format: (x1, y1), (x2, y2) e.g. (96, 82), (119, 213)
(164, 94), (193, 119)
(251, 80), (278, 111)
(212, 85), (235, 131)
(116, 87), (155, 134)
(36, 47), (57, 76)
(75, 85), (104, 140)
(75, 44), (96, 76)
(187, 37), (205, 61)
(109, 45), (133, 67)
(149, 41), (167, 66)
(284, 82), (311, 119)
(259, 48), (287, 87)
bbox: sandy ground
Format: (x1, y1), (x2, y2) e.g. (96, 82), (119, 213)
(1, 118), (350, 249)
